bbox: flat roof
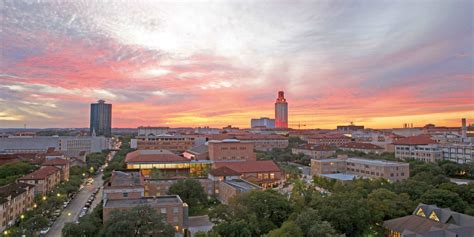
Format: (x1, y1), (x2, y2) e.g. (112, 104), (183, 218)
(320, 173), (358, 181)
(347, 158), (408, 166)
(104, 195), (183, 208)
(225, 179), (261, 191)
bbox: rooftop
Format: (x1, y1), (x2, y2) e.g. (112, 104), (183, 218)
(186, 144), (208, 155)
(42, 158), (69, 166)
(393, 134), (437, 145)
(104, 195), (183, 208)
(125, 150), (189, 163)
(214, 160), (281, 173)
(224, 179), (261, 192)
(320, 173), (358, 181)
(107, 171), (144, 187)
(0, 182), (35, 204)
(347, 158), (408, 166)
(209, 166), (241, 177)
(18, 166), (60, 180)
(307, 134), (351, 140)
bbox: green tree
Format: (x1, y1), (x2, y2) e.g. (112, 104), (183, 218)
(168, 179), (207, 207)
(294, 208), (340, 237)
(267, 221), (304, 237)
(420, 188), (467, 212)
(368, 188), (414, 221)
(213, 220), (252, 237)
(103, 205), (175, 237)
(19, 215), (48, 236)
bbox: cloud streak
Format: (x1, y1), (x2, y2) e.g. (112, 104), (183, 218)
(0, 0), (472, 128)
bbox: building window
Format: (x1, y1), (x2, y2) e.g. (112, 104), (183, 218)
(173, 207), (179, 214)
(415, 208), (426, 217)
(123, 192), (128, 198)
(161, 208), (167, 214)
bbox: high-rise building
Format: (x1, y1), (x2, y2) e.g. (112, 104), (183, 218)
(90, 99), (112, 137)
(274, 91), (288, 128)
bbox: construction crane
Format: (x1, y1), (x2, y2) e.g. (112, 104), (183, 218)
(291, 123), (306, 129)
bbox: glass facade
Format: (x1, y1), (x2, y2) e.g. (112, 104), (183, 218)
(90, 100), (112, 137)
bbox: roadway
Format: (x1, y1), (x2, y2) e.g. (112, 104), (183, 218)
(46, 172), (104, 237)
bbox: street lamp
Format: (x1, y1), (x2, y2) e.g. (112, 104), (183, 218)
(57, 193), (61, 197)
(20, 214), (25, 220)
(42, 196), (47, 201)
(33, 203), (37, 208)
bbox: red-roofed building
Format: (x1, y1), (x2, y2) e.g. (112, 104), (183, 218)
(125, 150), (212, 178)
(17, 166), (61, 195)
(207, 133), (289, 151)
(338, 142), (384, 154)
(213, 160), (282, 188)
(393, 135), (441, 163)
(307, 134), (352, 146)
(42, 158), (70, 181)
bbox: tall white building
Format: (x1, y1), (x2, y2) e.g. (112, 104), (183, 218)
(250, 117), (275, 128)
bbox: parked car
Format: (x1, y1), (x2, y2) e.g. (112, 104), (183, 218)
(39, 227), (50, 236)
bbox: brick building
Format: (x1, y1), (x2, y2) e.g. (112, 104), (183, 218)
(17, 166), (61, 195)
(292, 144), (336, 159)
(0, 183), (35, 232)
(394, 135), (441, 163)
(311, 157), (409, 182)
(41, 158), (70, 181)
(307, 134), (352, 146)
(338, 142), (384, 154)
(208, 139), (256, 162)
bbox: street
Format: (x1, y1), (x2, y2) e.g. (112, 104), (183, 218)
(46, 173), (104, 237)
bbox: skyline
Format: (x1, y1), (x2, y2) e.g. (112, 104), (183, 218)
(1, 1), (473, 129)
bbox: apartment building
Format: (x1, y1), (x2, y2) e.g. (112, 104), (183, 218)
(394, 135), (441, 163)
(0, 183), (35, 232)
(292, 144), (336, 159)
(311, 157), (409, 182)
(41, 158), (70, 181)
(17, 166), (62, 195)
(441, 143), (473, 164)
(208, 139), (256, 162)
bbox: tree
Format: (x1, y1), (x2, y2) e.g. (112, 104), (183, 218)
(168, 179), (207, 207)
(267, 221), (304, 237)
(294, 208), (339, 237)
(420, 189), (467, 212)
(103, 205), (175, 237)
(19, 215), (48, 236)
(368, 188), (414, 221)
(213, 220), (252, 237)
(313, 192), (373, 237)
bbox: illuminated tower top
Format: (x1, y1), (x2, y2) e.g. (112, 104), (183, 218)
(276, 91), (287, 103)
(275, 91), (288, 128)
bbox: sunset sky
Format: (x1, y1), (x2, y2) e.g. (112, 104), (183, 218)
(1, 0), (473, 129)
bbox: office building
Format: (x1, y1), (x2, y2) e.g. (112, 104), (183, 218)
(90, 99), (112, 137)
(182, 144), (209, 160)
(0, 183), (35, 232)
(311, 157), (409, 182)
(0, 136), (112, 155)
(338, 142), (384, 154)
(103, 196), (188, 233)
(394, 135), (441, 163)
(207, 133), (289, 151)
(251, 117), (275, 129)
(275, 91), (288, 128)
(292, 144), (336, 159)
(441, 143), (473, 164)
(131, 134), (204, 153)
(307, 134), (352, 146)
(384, 204), (474, 237)
(336, 124), (364, 132)
(208, 139), (256, 162)
(213, 160), (282, 188)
